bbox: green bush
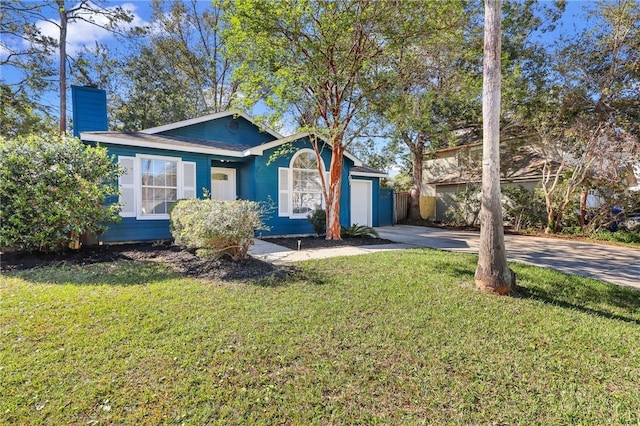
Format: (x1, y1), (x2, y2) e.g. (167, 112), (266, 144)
(502, 186), (546, 232)
(0, 134), (121, 252)
(170, 198), (270, 260)
(444, 185), (481, 227)
(307, 209), (326, 235)
(590, 229), (640, 245)
(340, 224), (379, 238)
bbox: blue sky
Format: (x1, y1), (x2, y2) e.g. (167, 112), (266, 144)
(0, 0), (598, 119)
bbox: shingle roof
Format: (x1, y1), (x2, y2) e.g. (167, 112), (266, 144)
(82, 131), (253, 152)
(351, 165), (386, 175)
(82, 130), (384, 174)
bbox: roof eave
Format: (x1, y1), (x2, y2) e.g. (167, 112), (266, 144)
(350, 171), (388, 178)
(247, 131), (363, 166)
(80, 132), (246, 158)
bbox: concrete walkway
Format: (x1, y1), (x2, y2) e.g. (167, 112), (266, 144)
(250, 225), (640, 290)
(250, 239), (408, 264)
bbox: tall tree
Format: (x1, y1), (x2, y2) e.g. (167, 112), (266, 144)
(1, 1), (133, 133)
(145, 0), (238, 114)
(77, 0), (239, 130)
(520, 0), (639, 233)
(475, 0), (516, 294)
(224, 0), (392, 239)
(1, 2), (56, 94)
(374, 1), (482, 220)
(0, 83), (56, 138)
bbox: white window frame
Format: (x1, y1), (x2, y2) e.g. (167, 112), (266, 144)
(114, 154), (197, 221)
(136, 154), (181, 220)
(279, 149), (327, 219)
(118, 156), (136, 218)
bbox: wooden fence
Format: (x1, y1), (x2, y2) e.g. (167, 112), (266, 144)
(394, 191), (410, 223)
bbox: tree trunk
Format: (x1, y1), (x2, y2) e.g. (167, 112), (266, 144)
(58, 0), (67, 134)
(545, 209), (555, 234)
(325, 142), (345, 240)
(474, 0), (516, 295)
(408, 144), (424, 220)
(578, 186), (588, 230)
(553, 210), (563, 233)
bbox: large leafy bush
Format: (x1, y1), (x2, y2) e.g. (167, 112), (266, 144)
(0, 134), (121, 252)
(170, 199), (270, 260)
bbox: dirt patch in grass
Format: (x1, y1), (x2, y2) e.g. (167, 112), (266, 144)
(262, 236), (395, 250)
(0, 243), (292, 282)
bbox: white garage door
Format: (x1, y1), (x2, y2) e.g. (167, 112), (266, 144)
(350, 179), (372, 226)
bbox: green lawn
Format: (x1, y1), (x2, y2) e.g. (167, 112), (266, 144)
(2, 249), (640, 425)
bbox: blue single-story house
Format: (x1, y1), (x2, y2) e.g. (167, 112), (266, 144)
(72, 86), (393, 242)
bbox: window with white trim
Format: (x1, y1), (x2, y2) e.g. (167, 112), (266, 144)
(278, 150), (326, 218)
(118, 155), (196, 220)
(141, 158), (177, 215)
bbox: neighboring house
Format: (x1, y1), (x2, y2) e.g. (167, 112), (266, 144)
(72, 86), (392, 243)
(423, 132), (640, 222)
(422, 134), (546, 221)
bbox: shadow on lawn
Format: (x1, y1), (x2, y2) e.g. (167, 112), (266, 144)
(413, 248), (640, 325)
(7, 260), (179, 286)
(249, 266), (331, 288)
(513, 264), (640, 325)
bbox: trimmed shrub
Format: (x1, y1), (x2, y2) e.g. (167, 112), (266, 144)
(307, 209), (326, 235)
(0, 134), (121, 252)
(170, 198), (270, 260)
(341, 224), (379, 238)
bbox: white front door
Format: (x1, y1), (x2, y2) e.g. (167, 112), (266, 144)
(350, 179), (372, 226)
(211, 167), (237, 201)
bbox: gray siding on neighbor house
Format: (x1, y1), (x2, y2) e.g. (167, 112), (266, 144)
(435, 181), (539, 222)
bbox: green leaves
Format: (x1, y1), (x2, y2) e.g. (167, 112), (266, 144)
(170, 198), (270, 261)
(0, 134), (121, 252)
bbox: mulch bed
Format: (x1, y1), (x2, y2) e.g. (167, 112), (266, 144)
(0, 235), (396, 281)
(262, 236), (395, 250)
(0, 243), (292, 282)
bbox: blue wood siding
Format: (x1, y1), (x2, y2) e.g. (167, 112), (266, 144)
(378, 187), (394, 226)
(158, 115), (276, 147)
(95, 143), (213, 243)
(238, 161), (256, 200)
(88, 136), (384, 241)
(71, 86), (108, 137)
(255, 137), (353, 235)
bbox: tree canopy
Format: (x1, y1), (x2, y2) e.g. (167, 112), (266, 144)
(224, 0), (397, 238)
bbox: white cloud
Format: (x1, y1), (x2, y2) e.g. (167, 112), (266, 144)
(0, 43), (10, 58)
(388, 164), (403, 178)
(30, 1), (148, 56)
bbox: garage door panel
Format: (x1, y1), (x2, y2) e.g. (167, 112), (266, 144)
(350, 180), (372, 226)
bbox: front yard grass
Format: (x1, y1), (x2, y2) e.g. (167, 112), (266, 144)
(2, 249), (639, 425)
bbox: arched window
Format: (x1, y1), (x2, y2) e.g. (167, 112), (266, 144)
(278, 149), (326, 218)
(291, 151), (324, 215)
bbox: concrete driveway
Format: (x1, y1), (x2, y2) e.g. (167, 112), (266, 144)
(376, 225), (640, 290)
